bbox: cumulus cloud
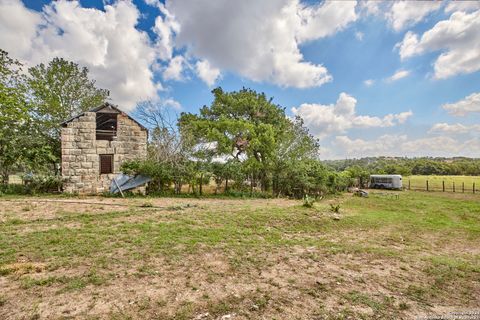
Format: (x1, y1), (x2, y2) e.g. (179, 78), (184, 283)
(444, 1), (480, 13)
(328, 134), (480, 159)
(442, 92), (480, 116)
(0, 0), (162, 110)
(358, 0), (382, 16)
(387, 69), (410, 82)
(152, 2), (180, 61)
(0, 0), (41, 58)
(386, 0), (442, 31)
(360, 1), (441, 31)
(195, 60), (221, 87)
(429, 122), (480, 134)
(291, 92), (412, 138)
(163, 55), (185, 81)
(163, 98), (182, 110)
(166, 0), (358, 88)
(397, 9), (480, 79)
(295, 0), (358, 42)
(333, 134), (408, 157)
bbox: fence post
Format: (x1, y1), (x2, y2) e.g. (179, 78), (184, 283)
(462, 182), (465, 193)
(474, 183), (476, 194)
(453, 182), (455, 193)
(442, 180), (445, 192)
(408, 180), (411, 190)
(426, 180), (429, 192)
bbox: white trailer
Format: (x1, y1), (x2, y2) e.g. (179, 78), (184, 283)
(369, 175), (402, 190)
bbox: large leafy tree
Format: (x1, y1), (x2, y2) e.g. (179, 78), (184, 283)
(271, 116), (321, 195)
(179, 87), (320, 192)
(0, 50), (29, 183)
(28, 57), (109, 159)
(0, 50), (57, 182)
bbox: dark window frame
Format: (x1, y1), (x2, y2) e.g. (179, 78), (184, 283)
(96, 113), (118, 141)
(99, 154), (114, 174)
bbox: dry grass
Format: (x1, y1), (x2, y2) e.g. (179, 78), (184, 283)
(0, 191), (479, 319)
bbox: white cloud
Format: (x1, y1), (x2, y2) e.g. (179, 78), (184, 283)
(355, 31), (364, 41)
(152, 2), (180, 61)
(442, 92), (480, 116)
(387, 69), (410, 82)
(401, 136), (462, 155)
(394, 110), (414, 124)
(396, 31), (419, 59)
(195, 60), (221, 87)
(360, 1), (441, 31)
(0, 0), (162, 110)
(333, 134), (408, 158)
(358, 0), (382, 16)
(328, 134), (480, 159)
(163, 55), (185, 81)
(295, 0), (358, 43)
(397, 9), (480, 79)
(363, 79), (374, 86)
(429, 122), (480, 134)
(386, 1), (442, 31)
(143, 0), (159, 7)
(291, 92), (412, 138)
(163, 98), (182, 110)
(445, 1), (480, 13)
(166, 0), (358, 89)
(0, 0), (41, 58)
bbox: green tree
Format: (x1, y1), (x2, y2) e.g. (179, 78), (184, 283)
(346, 165), (370, 188)
(0, 50), (30, 183)
(271, 116), (320, 195)
(179, 87), (313, 192)
(28, 57), (109, 161)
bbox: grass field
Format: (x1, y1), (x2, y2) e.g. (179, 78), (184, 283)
(406, 175), (480, 192)
(0, 191), (479, 319)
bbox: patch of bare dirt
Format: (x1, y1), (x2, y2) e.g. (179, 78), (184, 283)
(1, 245), (478, 320)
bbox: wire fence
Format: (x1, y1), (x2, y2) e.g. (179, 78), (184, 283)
(406, 179), (478, 194)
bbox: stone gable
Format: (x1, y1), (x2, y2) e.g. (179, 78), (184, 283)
(61, 107), (147, 194)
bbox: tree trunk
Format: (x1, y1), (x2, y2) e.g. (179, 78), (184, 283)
(1, 169), (9, 185)
(199, 173), (203, 196)
(225, 178), (228, 193)
(250, 174), (254, 196)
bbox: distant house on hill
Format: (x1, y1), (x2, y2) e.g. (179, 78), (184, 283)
(60, 103), (147, 194)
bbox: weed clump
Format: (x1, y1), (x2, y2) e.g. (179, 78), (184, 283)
(303, 195), (315, 208)
(330, 203), (341, 213)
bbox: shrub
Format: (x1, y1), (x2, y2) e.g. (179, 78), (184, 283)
(0, 175), (62, 195)
(330, 203), (341, 213)
(303, 195), (315, 208)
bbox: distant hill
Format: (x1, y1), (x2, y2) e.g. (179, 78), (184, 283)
(322, 157), (480, 176)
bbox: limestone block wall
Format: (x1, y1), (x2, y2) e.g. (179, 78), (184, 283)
(61, 112), (147, 194)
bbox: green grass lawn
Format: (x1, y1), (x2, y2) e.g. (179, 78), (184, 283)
(0, 192), (479, 319)
(406, 175), (480, 192)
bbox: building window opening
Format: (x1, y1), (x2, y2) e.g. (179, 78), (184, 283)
(96, 113), (117, 141)
(99, 154), (113, 174)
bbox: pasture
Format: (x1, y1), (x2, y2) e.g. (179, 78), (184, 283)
(406, 175), (480, 192)
(0, 191), (479, 319)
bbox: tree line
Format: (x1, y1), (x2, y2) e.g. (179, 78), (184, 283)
(2, 48), (479, 196)
(1, 49), (351, 196)
(325, 157), (480, 180)
(123, 88), (352, 197)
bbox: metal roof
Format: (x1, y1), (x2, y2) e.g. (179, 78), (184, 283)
(370, 174), (402, 177)
(60, 102), (148, 132)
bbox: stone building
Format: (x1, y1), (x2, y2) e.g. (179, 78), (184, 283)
(61, 103), (148, 194)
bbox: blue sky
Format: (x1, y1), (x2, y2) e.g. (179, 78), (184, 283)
(1, 0), (480, 158)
